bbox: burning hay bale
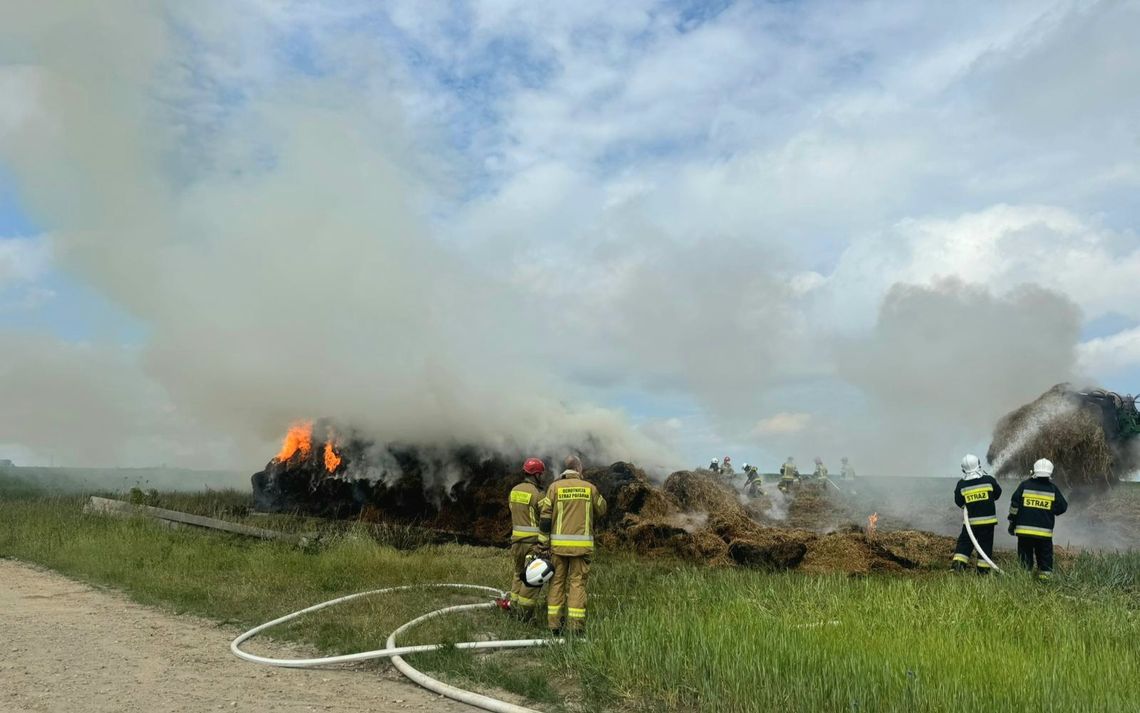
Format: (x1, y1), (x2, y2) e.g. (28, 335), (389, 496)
(987, 384), (1131, 489)
(251, 424), (957, 574)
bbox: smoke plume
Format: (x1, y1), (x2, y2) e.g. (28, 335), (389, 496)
(835, 278), (1082, 475)
(0, 3), (665, 470)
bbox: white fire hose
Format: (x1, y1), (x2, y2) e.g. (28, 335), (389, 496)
(231, 583), (561, 713)
(962, 506), (1003, 573)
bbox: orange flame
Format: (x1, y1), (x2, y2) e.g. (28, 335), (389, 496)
(275, 422), (313, 462)
(867, 512), (880, 536)
(324, 441), (342, 473)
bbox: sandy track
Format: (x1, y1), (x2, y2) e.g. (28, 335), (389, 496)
(0, 559), (476, 713)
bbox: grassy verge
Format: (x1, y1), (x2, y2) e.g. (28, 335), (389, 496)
(2, 493), (1138, 712)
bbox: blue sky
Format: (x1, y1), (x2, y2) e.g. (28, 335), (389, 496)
(1, 0), (1138, 471)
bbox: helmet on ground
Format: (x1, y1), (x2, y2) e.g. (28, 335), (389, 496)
(524, 557), (555, 587)
(1032, 458), (1055, 478)
(961, 454), (981, 476)
(523, 458), (545, 476)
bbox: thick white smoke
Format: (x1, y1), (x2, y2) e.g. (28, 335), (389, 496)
(833, 278), (1083, 476)
(0, 3), (667, 470)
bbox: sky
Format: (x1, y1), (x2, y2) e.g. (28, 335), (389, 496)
(0, 0), (1138, 475)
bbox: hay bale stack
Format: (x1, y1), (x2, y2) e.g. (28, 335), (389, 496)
(988, 385), (1117, 489)
(662, 470), (744, 514)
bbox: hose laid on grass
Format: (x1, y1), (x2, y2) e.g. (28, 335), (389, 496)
(230, 583), (559, 713)
(962, 506), (1003, 573)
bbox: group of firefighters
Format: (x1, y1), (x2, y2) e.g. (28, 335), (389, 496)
(708, 455), (857, 496)
(502, 450), (1073, 635)
(952, 453), (1068, 580)
(506, 455), (605, 636)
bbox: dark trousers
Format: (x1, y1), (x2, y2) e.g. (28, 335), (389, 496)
(953, 524), (995, 569)
(1017, 537), (1054, 578)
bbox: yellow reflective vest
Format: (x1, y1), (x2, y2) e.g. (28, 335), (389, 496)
(539, 471), (607, 556)
(509, 480), (545, 544)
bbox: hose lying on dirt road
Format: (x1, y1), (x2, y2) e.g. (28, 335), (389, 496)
(962, 506), (1003, 573)
(231, 583), (560, 713)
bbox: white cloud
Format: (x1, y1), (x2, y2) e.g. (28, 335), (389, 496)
(822, 204), (1140, 330)
(1080, 327), (1140, 377)
(752, 412), (812, 437)
(0, 237), (49, 284)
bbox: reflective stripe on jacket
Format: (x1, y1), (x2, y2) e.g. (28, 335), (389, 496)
(539, 470), (608, 556)
(509, 481), (545, 543)
(1008, 477), (1068, 539)
(953, 475), (1002, 526)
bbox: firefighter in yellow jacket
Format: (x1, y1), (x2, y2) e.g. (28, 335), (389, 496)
(538, 455), (607, 635)
(508, 457), (548, 619)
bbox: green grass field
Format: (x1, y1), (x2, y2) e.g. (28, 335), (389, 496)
(2, 486), (1138, 712)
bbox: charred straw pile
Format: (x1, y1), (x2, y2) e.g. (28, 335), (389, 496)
(598, 469), (951, 573)
(252, 428), (951, 574)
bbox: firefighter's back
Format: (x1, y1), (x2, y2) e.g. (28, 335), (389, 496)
(545, 474), (606, 556)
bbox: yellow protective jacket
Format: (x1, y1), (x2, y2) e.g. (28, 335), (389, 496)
(539, 470), (607, 556)
(509, 480), (546, 544)
(780, 463), (799, 481)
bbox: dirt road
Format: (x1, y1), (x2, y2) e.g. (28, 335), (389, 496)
(0, 559), (476, 712)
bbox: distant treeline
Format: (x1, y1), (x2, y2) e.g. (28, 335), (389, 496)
(0, 465), (247, 496)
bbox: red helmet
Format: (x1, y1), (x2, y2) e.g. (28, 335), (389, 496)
(523, 458), (546, 475)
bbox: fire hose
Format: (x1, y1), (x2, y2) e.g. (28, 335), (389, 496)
(962, 506), (1003, 573)
(230, 583), (561, 713)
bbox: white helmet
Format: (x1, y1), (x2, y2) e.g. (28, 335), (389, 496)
(1032, 458), (1055, 478)
(742, 462), (749, 470)
(961, 454), (982, 477)
(524, 557), (555, 588)
(711, 457), (719, 464)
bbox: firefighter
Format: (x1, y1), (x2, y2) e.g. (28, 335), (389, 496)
(721, 455), (735, 479)
(507, 457), (548, 619)
(840, 457), (856, 481)
(812, 457), (828, 482)
(1008, 458), (1068, 581)
(743, 463), (762, 497)
(778, 457), (798, 493)
(708, 457), (721, 474)
(538, 455), (607, 635)
(951, 454), (1001, 573)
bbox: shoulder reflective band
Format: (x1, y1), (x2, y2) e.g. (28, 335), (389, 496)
(1014, 525), (1054, 538)
(510, 490), (533, 504)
